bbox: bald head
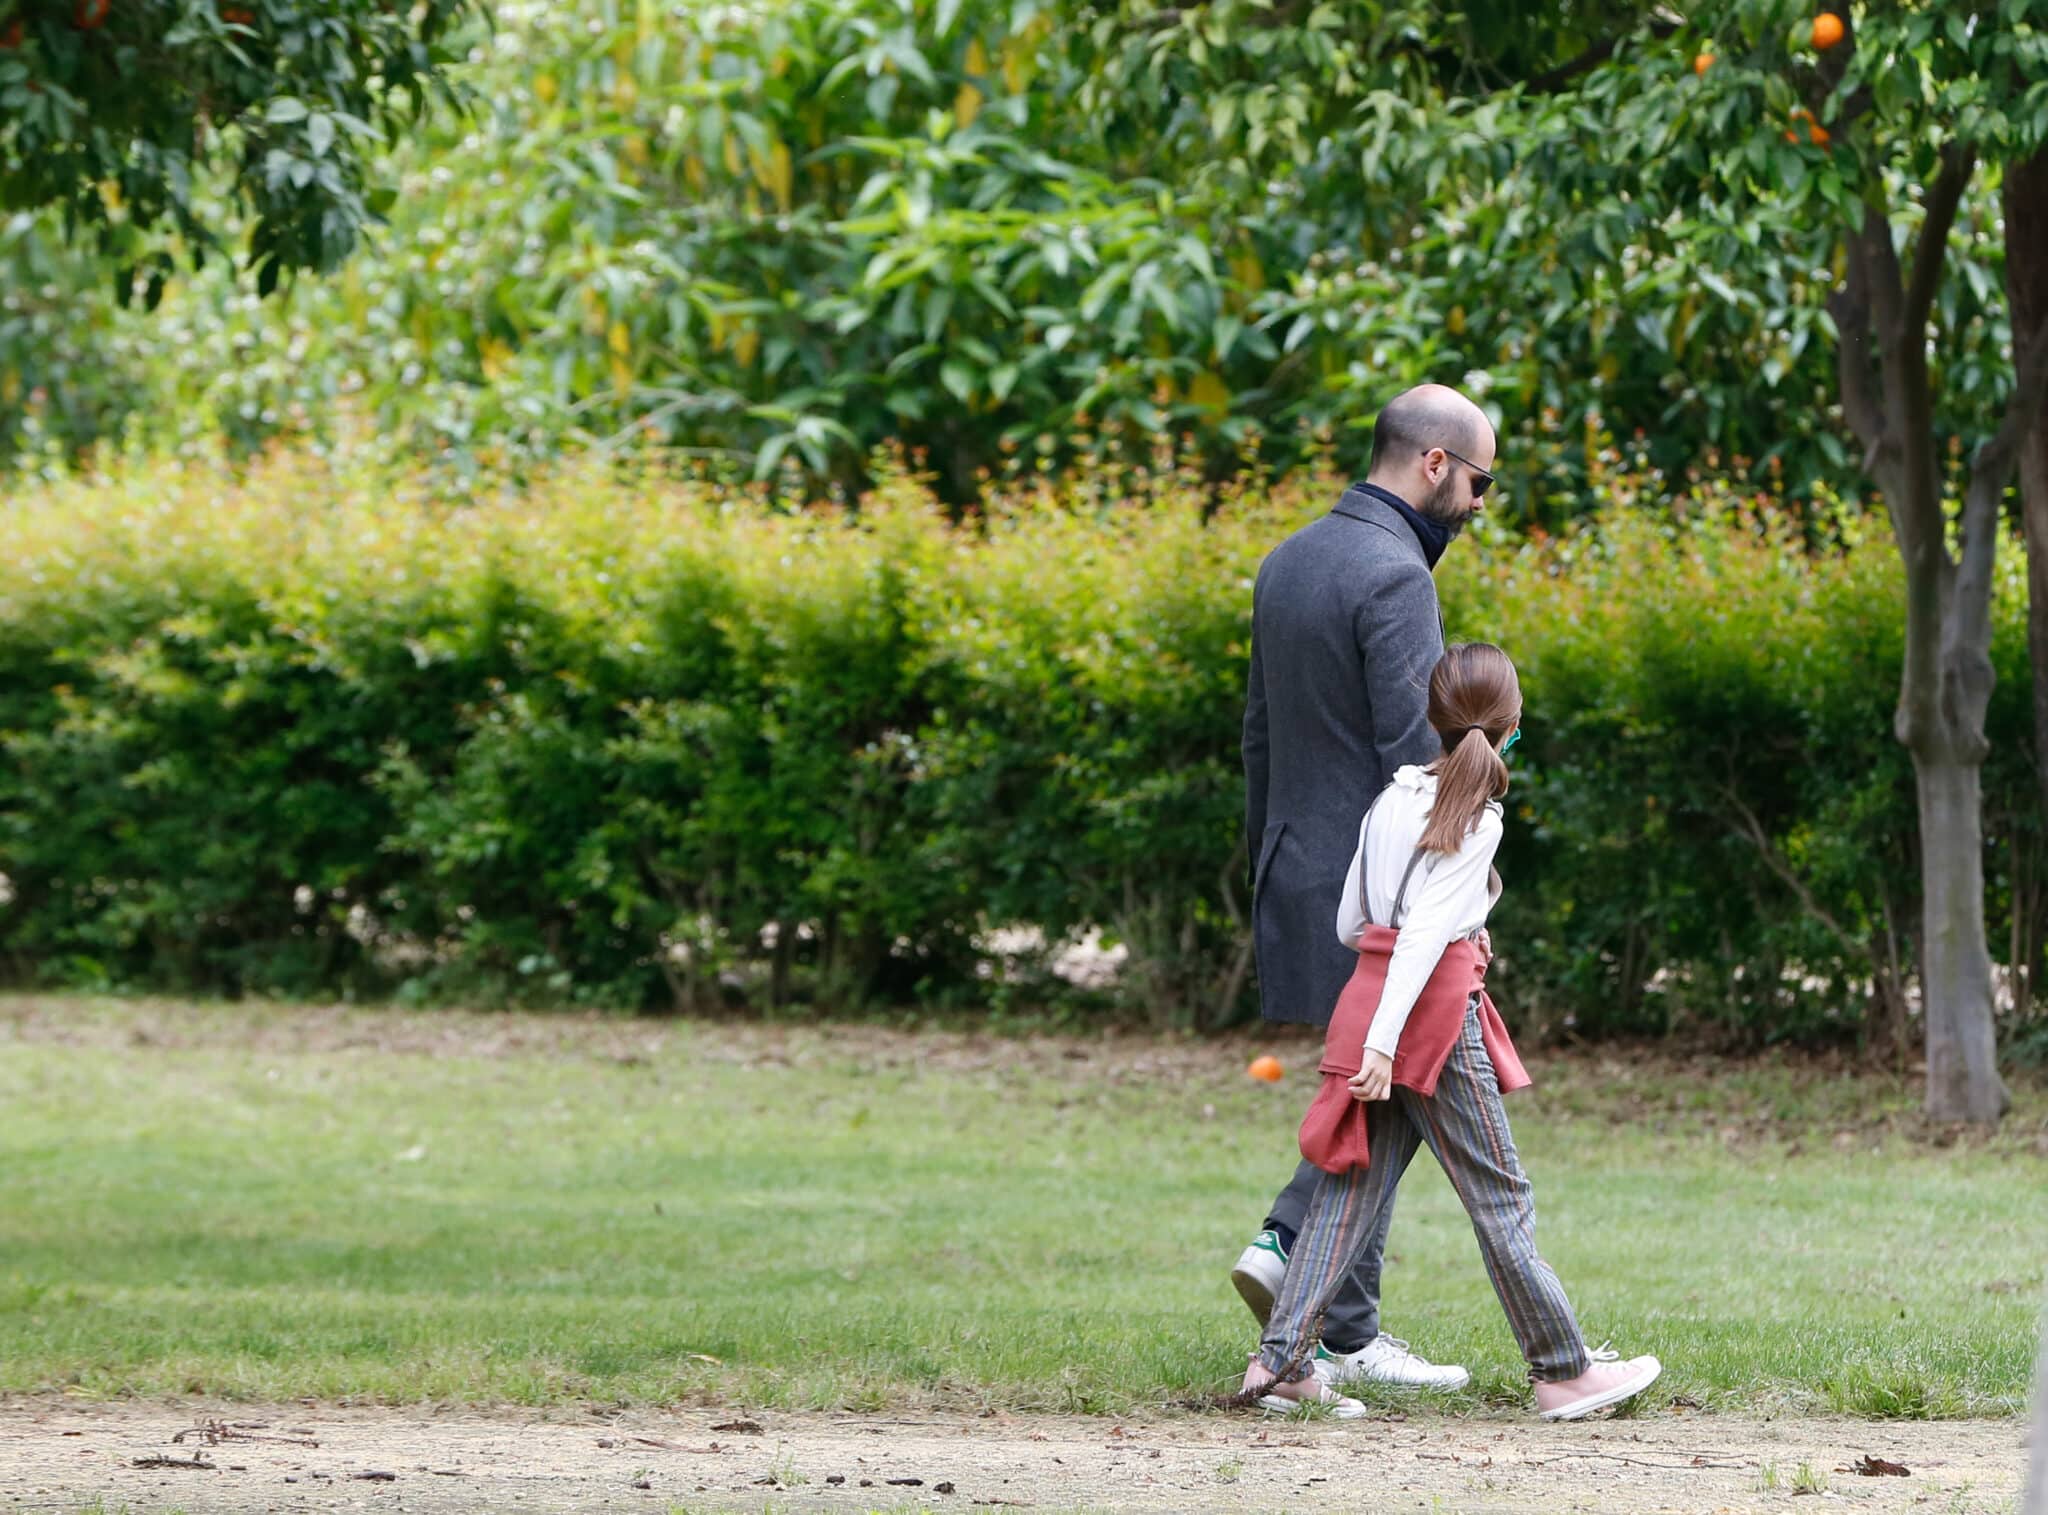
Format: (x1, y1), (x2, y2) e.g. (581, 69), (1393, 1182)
(1368, 384), (1493, 472)
(1364, 384), (1497, 538)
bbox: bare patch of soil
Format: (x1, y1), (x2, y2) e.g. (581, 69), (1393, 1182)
(0, 1401), (2028, 1515)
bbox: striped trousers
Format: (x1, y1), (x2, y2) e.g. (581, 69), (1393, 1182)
(1257, 1000), (1591, 1385)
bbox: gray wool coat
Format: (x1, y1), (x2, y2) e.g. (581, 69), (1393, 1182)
(1242, 486), (1446, 1027)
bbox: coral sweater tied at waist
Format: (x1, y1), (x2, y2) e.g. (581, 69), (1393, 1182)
(1298, 924), (1531, 1176)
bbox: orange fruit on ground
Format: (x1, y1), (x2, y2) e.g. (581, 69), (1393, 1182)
(1248, 1055), (1284, 1083)
(1693, 52), (1713, 75)
(1812, 12), (1845, 48)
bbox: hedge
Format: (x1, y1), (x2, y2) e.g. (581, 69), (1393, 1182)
(0, 451), (2039, 1044)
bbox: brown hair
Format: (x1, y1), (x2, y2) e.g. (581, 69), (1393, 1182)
(1417, 643), (1521, 855)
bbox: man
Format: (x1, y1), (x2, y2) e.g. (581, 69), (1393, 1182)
(1234, 383), (1497, 1392)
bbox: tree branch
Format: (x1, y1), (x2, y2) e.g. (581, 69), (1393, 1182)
(1902, 141), (1978, 345)
(1838, 206), (1949, 750)
(1520, 19), (1681, 96)
(1854, 195), (1952, 586)
(1716, 782), (1866, 965)
(1859, 203), (1906, 355)
(1829, 231), (1886, 465)
(1974, 308), (2048, 491)
(1956, 307), (2048, 655)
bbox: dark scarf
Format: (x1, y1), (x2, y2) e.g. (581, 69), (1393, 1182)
(1354, 482), (1452, 570)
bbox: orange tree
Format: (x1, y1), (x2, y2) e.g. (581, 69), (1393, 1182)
(4, 0), (2014, 519)
(1526, 0), (2048, 1121)
(15, 0), (1911, 508)
(0, 0), (475, 300)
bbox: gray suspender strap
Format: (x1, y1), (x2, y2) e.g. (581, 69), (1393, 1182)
(1357, 790), (1431, 929)
(1356, 792), (1384, 926)
(1389, 846), (1430, 928)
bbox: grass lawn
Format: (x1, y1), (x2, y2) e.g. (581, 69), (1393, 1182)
(2, 995), (2044, 1418)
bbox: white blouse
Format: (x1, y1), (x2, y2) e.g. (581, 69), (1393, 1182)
(1335, 766), (1503, 1060)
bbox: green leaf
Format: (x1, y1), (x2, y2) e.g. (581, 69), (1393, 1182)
(922, 288), (955, 344)
(1697, 270), (1742, 308)
(754, 432), (794, 479)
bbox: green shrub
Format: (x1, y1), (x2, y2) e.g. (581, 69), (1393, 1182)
(0, 451), (2039, 1043)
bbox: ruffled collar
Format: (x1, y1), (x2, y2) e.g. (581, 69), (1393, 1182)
(1390, 764), (1505, 837)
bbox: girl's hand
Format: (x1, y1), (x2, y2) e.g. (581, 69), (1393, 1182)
(1476, 928), (1493, 963)
(1349, 1050), (1394, 1102)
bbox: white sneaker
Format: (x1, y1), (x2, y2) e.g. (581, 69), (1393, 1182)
(1230, 1230), (1288, 1324)
(1317, 1335), (1471, 1391)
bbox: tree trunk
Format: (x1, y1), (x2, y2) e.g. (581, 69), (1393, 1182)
(2027, 413), (2048, 820)
(2007, 149), (2048, 1006)
(1832, 193), (2019, 1125)
(1911, 750), (2012, 1121)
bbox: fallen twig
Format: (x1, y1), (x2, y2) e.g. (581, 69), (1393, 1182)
(174, 1419), (319, 1448)
(1167, 1390), (1266, 1412)
(1521, 1451), (1747, 1471)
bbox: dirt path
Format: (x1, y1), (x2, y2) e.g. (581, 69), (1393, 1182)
(0, 1401), (2029, 1515)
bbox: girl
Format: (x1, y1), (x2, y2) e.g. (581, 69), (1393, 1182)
(1242, 642), (1661, 1422)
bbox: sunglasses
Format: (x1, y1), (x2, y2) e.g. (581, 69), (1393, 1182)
(1428, 446), (1495, 499)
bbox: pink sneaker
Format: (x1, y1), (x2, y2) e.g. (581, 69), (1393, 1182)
(1534, 1347), (1662, 1421)
(1241, 1358), (1369, 1419)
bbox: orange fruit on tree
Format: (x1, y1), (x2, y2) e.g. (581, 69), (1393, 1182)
(1247, 1054), (1284, 1083)
(1812, 11), (1845, 49)
(1693, 52), (1713, 75)
(71, 0), (109, 28)
(1783, 130), (1800, 143)
(0, 17), (22, 48)
(1808, 122), (1831, 146)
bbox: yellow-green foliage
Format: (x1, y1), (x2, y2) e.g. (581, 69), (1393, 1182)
(0, 452), (2037, 1037)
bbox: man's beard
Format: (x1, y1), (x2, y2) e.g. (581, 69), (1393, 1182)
(1419, 471), (1471, 536)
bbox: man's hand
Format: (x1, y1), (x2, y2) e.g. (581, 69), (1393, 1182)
(1349, 1049), (1394, 1102)
(1476, 928), (1493, 963)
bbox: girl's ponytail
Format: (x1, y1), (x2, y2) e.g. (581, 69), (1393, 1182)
(1417, 645), (1521, 855)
